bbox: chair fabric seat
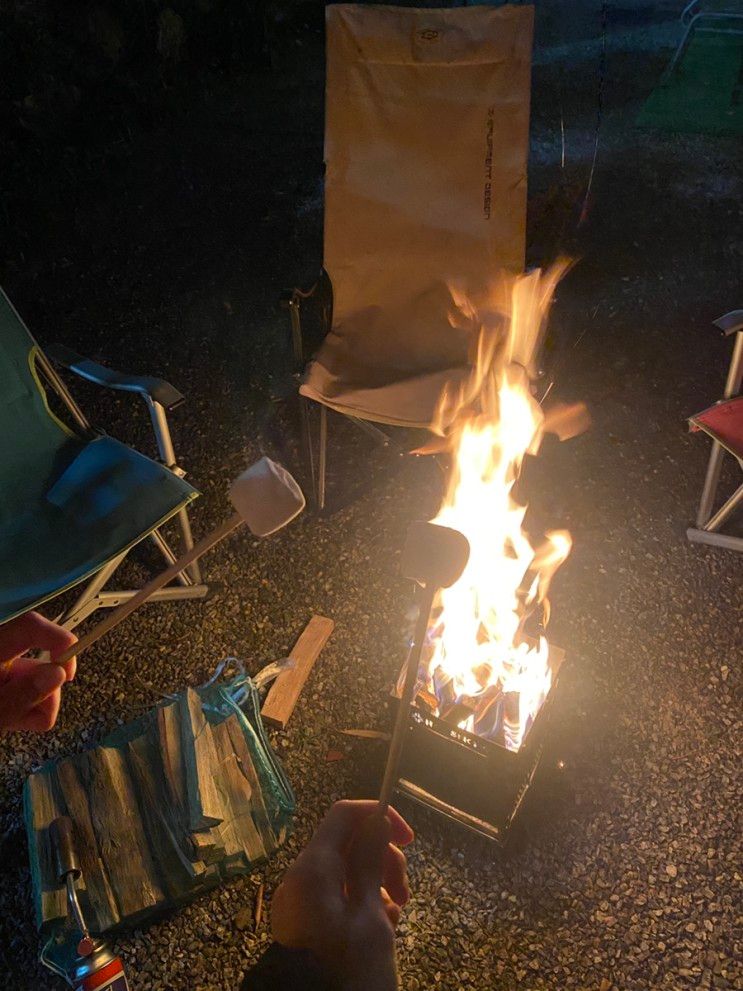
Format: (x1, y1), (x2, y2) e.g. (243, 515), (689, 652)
(301, 350), (471, 428)
(689, 396), (743, 459)
(0, 434), (198, 623)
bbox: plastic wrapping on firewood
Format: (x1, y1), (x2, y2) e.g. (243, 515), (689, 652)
(25, 669), (295, 977)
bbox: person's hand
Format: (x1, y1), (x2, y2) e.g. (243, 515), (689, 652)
(271, 800), (414, 991)
(0, 612), (77, 732)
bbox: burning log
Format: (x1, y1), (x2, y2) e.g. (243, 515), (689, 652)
(397, 640), (566, 841)
(392, 268), (583, 839)
(409, 266), (582, 752)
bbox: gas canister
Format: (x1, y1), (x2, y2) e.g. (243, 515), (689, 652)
(71, 941), (129, 991)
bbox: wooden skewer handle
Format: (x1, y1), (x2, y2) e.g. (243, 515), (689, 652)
(55, 512), (244, 667)
(377, 584), (436, 816)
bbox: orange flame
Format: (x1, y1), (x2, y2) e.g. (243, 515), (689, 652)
(423, 263), (586, 750)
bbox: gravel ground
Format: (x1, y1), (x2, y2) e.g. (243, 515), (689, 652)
(1, 3), (741, 989)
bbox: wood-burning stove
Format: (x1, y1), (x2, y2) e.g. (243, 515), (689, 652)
(394, 643), (564, 842)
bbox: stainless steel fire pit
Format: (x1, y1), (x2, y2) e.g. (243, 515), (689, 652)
(394, 643), (565, 843)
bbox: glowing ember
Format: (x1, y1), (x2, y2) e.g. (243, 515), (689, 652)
(417, 263), (588, 751)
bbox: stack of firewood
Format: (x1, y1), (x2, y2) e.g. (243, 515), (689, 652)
(26, 688), (285, 932)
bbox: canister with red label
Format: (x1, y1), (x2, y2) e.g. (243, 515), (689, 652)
(71, 941), (129, 991)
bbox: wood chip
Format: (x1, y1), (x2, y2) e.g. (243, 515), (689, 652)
(180, 688), (224, 830)
(338, 728), (391, 741)
(261, 616), (334, 729)
(254, 881), (264, 929)
(325, 749), (344, 762)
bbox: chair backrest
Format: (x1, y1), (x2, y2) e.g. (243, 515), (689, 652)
(324, 3), (533, 378)
(0, 288), (84, 522)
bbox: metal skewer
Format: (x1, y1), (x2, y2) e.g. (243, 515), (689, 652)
(378, 521), (470, 816)
(52, 457), (305, 669)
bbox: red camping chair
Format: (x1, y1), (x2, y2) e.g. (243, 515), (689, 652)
(687, 310), (743, 552)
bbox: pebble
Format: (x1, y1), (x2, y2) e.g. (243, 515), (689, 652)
(234, 907), (253, 933)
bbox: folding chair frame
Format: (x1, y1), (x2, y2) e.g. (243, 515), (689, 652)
(665, 0), (743, 79)
(282, 272), (396, 511)
(33, 346), (209, 629)
(687, 310), (743, 552)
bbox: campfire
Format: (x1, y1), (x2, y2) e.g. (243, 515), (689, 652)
(397, 264), (588, 838)
(411, 263), (585, 750)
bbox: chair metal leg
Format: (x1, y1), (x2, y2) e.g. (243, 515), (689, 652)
(93, 584), (210, 610)
(691, 323), (743, 550)
(145, 397), (201, 583)
(724, 331), (743, 399)
(176, 507), (201, 583)
(62, 582), (210, 627)
(686, 528), (743, 552)
(304, 404), (401, 512)
(57, 550), (129, 629)
(149, 529), (192, 586)
(348, 416), (391, 446)
(704, 482), (743, 533)
(301, 395), (317, 505)
(318, 403), (328, 511)
(696, 442), (726, 527)
(57, 523), (210, 628)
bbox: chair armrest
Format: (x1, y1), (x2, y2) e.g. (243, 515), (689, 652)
(45, 344), (185, 411)
(713, 310), (743, 336)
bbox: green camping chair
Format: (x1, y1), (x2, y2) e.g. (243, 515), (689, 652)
(0, 287), (208, 629)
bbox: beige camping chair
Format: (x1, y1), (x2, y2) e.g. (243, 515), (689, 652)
(286, 3), (534, 508)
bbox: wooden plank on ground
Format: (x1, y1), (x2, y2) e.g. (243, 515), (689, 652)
(261, 615), (335, 729)
(55, 760), (120, 933)
(25, 769), (68, 929)
(179, 688), (225, 830)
